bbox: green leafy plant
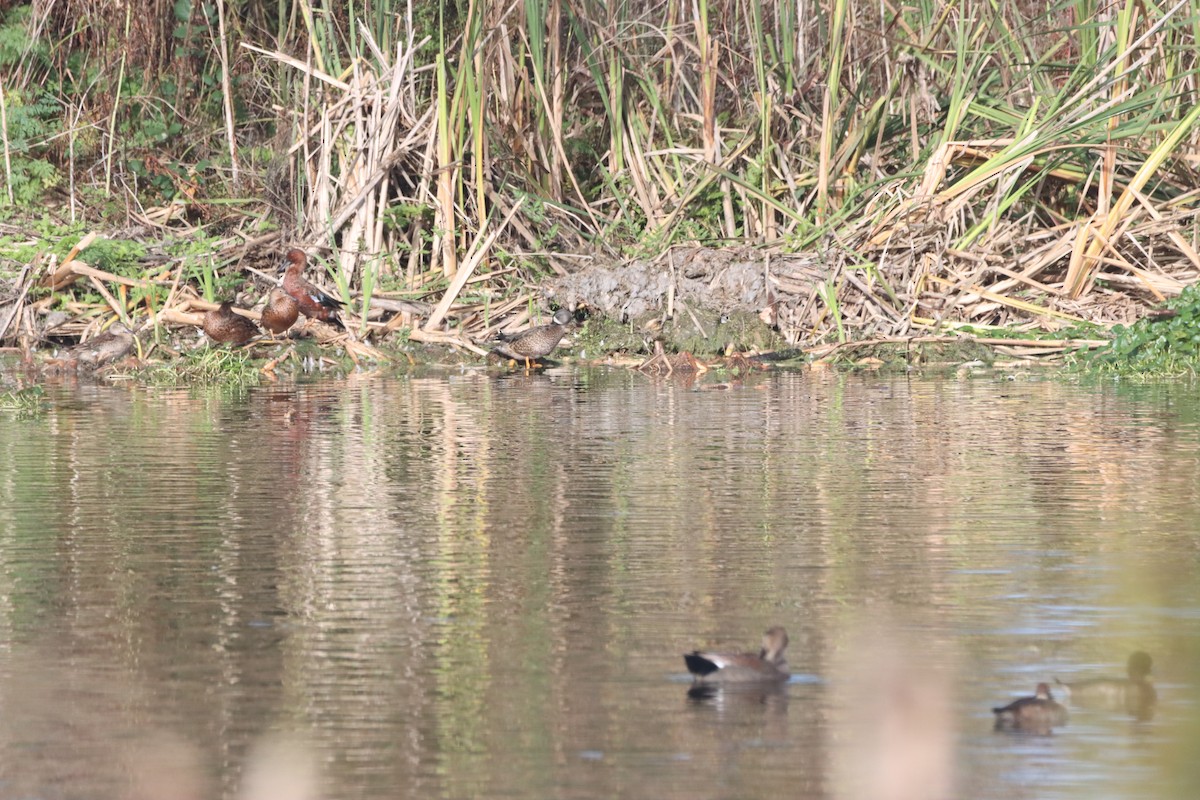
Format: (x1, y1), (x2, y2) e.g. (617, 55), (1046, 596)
(141, 347), (260, 387)
(1086, 286), (1200, 376)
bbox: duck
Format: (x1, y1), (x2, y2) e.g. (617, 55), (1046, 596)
(278, 249), (344, 328)
(992, 683), (1068, 733)
(491, 308), (572, 368)
(684, 626), (790, 684)
(61, 324), (135, 369)
(261, 288), (300, 335)
(203, 302), (259, 345)
(1055, 651), (1156, 719)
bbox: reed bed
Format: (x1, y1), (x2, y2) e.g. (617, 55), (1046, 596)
(2, 0), (1200, 362)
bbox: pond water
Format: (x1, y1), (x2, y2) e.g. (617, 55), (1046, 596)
(0, 367), (1197, 800)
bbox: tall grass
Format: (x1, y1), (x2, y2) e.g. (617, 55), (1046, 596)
(6, 0), (1200, 339)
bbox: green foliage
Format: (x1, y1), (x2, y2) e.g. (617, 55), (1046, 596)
(80, 238), (148, 276)
(0, 0), (236, 209)
(0, 87), (63, 204)
(0, 6), (44, 68)
(1085, 286), (1200, 376)
(0, 385), (47, 417)
(0, 8), (63, 205)
(164, 236), (243, 302)
(141, 347), (261, 387)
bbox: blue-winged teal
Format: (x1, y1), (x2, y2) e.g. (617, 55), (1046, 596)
(279, 249), (344, 328)
(684, 626), (790, 684)
(204, 302), (259, 345)
(992, 683), (1068, 733)
(492, 308), (572, 368)
(261, 287), (300, 335)
(1056, 651), (1156, 719)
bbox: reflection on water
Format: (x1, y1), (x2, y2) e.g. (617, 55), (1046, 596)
(0, 369), (1197, 799)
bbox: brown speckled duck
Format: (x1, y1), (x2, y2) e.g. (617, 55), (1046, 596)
(684, 627), (790, 684)
(261, 288), (300, 335)
(992, 683), (1068, 734)
(1056, 652), (1156, 719)
(203, 302), (259, 345)
(492, 308), (572, 368)
(279, 249), (344, 328)
(61, 325), (135, 370)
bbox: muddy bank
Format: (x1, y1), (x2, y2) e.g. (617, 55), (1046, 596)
(0, 233), (1133, 385)
(550, 247), (810, 352)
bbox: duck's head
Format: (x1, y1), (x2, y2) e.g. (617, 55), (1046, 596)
(279, 248), (307, 274)
(1128, 651), (1153, 680)
(760, 627), (789, 662)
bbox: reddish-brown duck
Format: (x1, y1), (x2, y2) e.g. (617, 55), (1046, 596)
(261, 288), (300, 335)
(279, 249), (344, 328)
(203, 302), (259, 345)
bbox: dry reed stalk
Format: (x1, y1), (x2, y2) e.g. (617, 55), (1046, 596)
(158, 308), (205, 328)
(407, 328), (488, 355)
(87, 275), (129, 326)
(697, 0), (717, 164)
(214, 0), (239, 187)
(434, 53), (457, 279)
(1131, 188), (1200, 271)
(0, 261), (35, 342)
(424, 198), (526, 331)
(0, 73), (12, 205)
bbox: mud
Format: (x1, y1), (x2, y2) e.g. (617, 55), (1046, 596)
(549, 246), (825, 355)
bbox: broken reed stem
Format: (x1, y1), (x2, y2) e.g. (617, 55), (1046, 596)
(424, 197), (526, 331)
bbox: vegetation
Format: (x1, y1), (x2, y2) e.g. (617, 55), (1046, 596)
(1, 0), (1200, 368)
(136, 346), (263, 387)
(1085, 286), (1200, 377)
(0, 384), (46, 416)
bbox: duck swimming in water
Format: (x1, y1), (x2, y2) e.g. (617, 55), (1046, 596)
(1055, 651), (1156, 719)
(684, 626), (790, 684)
(992, 683), (1068, 734)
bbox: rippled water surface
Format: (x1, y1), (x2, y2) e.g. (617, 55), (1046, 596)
(0, 368), (1197, 799)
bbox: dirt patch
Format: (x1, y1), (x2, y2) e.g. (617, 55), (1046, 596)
(550, 246), (821, 354)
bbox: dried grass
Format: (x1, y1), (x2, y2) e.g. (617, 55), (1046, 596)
(4, 0), (1200, 361)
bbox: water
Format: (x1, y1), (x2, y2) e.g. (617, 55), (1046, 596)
(0, 368), (1196, 799)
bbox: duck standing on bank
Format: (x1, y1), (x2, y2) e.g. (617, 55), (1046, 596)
(992, 683), (1068, 734)
(684, 626), (790, 684)
(491, 308), (573, 368)
(261, 288), (300, 336)
(1056, 651), (1157, 719)
(203, 302), (259, 345)
(279, 249), (344, 329)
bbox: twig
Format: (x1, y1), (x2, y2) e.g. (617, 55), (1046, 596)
(0, 259), (34, 342)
